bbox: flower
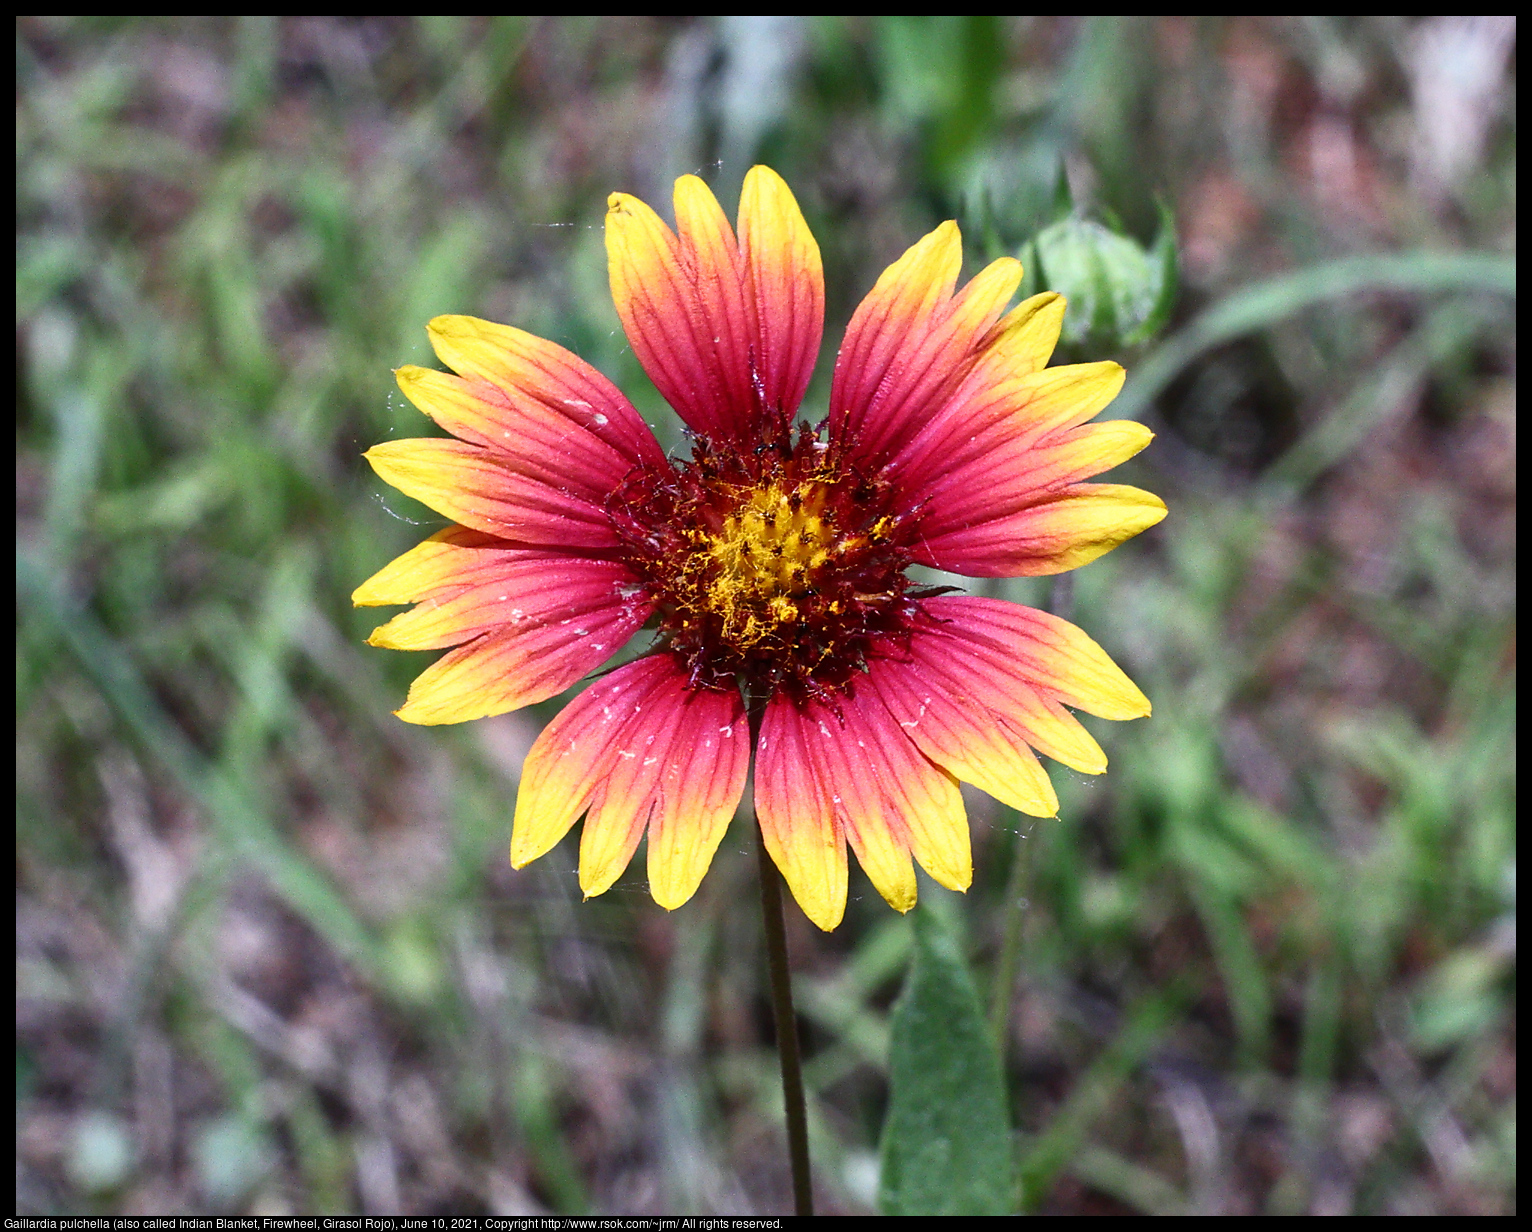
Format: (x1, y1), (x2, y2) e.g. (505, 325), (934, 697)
(355, 166), (1165, 930)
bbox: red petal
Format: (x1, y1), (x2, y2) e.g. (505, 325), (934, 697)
(739, 165), (825, 424)
(912, 421), (1154, 529)
(424, 314), (666, 471)
(365, 550), (647, 653)
(511, 656), (748, 910)
(885, 360), (1125, 502)
(755, 684), (970, 927)
(866, 649), (1059, 818)
(353, 526), (510, 607)
(828, 222), (1020, 471)
(512, 658), (679, 868)
(364, 438), (620, 549)
(890, 598), (1153, 778)
(606, 170), (823, 445)
(754, 693), (847, 931)
(396, 364), (640, 500)
(383, 564), (650, 727)
(913, 482), (1167, 578)
(918, 597), (1151, 720)
(822, 685), (971, 900)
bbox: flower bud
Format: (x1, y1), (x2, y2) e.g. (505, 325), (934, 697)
(1021, 206), (1177, 350)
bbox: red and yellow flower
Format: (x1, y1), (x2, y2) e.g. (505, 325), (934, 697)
(355, 167), (1165, 930)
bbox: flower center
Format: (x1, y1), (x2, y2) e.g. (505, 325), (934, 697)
(703, 480), (838, 647)
(608, 433), (919, 698)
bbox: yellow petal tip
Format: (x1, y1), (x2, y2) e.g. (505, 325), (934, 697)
(651, 886), (697, 912)
(796, 894), (846, 932)
(426, 314), (479, 341)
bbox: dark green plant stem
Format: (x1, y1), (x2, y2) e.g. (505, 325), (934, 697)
(756, 837), (814, 1215)
(750, 702), (813, 1216)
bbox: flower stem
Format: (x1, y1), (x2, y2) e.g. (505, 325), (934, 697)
(750, 703), (813, 1215)
(756, 837), (814, 1215)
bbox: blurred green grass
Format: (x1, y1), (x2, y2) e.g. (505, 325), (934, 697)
(17, 16), (1515, 1217)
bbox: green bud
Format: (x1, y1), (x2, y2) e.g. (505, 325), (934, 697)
(1020, 204), (1177, 350)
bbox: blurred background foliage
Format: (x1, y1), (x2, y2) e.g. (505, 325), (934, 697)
(16, 15), (1515, 1216)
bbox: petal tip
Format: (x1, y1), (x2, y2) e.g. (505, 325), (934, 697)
(744, 163), (787, 188)
(426, 314), (479, 342)
(651, 885), (696, 912)
(360, 444), (391, 478)
(803, 901), (845, 932)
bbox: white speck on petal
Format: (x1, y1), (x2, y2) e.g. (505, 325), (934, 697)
(593, 412), (609, 426)
(643, 757), (657, 766)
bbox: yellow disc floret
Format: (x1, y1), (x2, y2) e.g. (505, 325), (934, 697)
(606, 428), (917, 697)
(702, 482), (837, 649)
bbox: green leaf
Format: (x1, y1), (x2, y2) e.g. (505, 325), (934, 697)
(878, 899), (1014, 1215)
(1112, 250), (1517, 421)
